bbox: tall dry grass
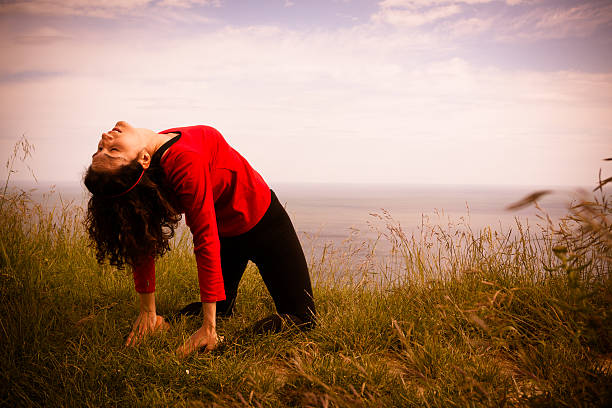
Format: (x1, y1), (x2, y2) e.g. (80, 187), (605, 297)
(1, 140), (610, 407)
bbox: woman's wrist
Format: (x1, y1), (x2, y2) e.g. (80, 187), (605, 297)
(201, 302), (216, 329)
(138, 292), (157, 314)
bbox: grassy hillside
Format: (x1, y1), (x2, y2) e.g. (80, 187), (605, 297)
(1, 158), (611, 406)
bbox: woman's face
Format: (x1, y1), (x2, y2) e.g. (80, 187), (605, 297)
(91, 121), (144, 172)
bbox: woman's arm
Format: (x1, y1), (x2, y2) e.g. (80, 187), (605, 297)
(132, 255), (156, 296)
(125, 292), (169, 347)
(165, 150), (225, 303)
(164, 149), (225, 356)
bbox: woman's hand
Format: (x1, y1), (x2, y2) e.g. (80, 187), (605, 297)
(125, 292), (168, 347)
(176, 324), (218, 358)
(176, 301), (218, 358)
(125, 311), (169, 347)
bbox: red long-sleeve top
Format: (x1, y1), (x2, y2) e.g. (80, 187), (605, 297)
(132, 125), (271, 302)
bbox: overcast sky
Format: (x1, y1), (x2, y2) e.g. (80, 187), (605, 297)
(0, 0), (610, 187)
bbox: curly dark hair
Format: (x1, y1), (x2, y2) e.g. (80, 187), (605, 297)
(83, 160), (181, 269)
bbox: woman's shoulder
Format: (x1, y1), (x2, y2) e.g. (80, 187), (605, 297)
(163, 147), (202, 170)
(159, 125), (222, 137)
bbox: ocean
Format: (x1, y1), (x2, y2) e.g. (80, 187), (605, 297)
(13, 180), (574, 262)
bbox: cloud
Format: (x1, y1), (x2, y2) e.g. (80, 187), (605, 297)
(0, 0), (151, 18)
(1, 21), (610, 185)
(157, 0), (220, 8)
(0, 0), (218, 18)
(336, 12), (359, 22)
(505, 0), (541, 5)
(373, 4), (461, 27)
(379, 0), (493, 5)
(372, 0), (496, 28)
(0, 2), (610, 186)
(0, 70), (66, 83)
(372, 0), (612, 44)
(444, 16), (493, 36)
(13, 26), (71, 45)
(497, 2), (612, 41)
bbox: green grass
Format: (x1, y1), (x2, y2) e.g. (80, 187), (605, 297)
(1, 173), (611, 407)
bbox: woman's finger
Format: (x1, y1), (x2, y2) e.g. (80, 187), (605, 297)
(155, 315), (169, 331)
(200, 335), (217, 352)
(126, 330), (136, 347)
(125, 315), (167, 348)
(182, 339), (198, 357)
(128, 322), (147, 347)
(176, 343), (190, 358)
(207, 335), (220, 351)
(177, 337), (198, 358)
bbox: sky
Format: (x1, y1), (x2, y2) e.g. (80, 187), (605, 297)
(0, 0), (611, 187)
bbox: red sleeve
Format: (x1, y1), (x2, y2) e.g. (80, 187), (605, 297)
(166, 151), (226, 303)
(132, 255), (156, 294)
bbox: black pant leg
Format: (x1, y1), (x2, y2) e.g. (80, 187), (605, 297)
(247, 191), (316, 326)
(216, 235), (249, 317)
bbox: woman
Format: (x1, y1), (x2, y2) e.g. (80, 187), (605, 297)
(84, 121), (315, 357)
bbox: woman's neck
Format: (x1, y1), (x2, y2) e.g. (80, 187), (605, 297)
(142, 129), (177, 158)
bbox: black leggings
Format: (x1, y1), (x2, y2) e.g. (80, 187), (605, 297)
(216, 190), (316, 328)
